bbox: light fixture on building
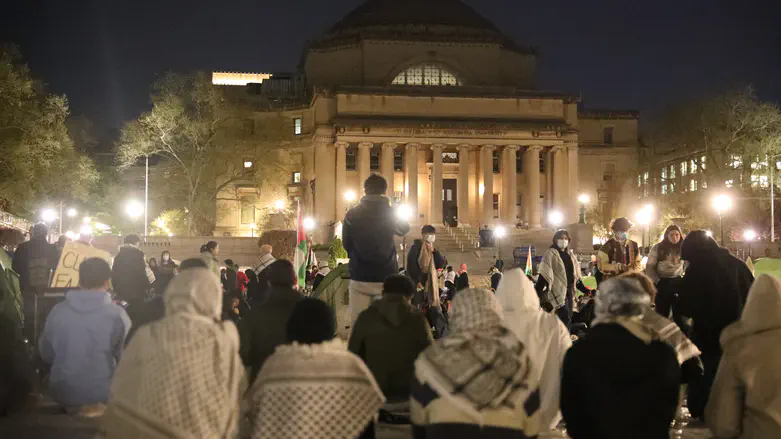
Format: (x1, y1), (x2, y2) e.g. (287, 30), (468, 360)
(274, 199), (286, 211)
(243, 160), (254, 169)
(577, 194), (590, 204)
(495, 226), (507, 239)
(303, 217), (316, 232)
(548, 211), (564, 227)
(79, 224), (93, 236)
(396, 204), (412, 221)
(344, 190), (357, 202)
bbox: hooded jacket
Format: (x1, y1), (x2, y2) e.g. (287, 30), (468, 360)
(343, 195), (410, 283)
(12, 237), (57, 293)
(39, 290), (131, 408)
(706, 274), (781, 439)
(112, 245), (151, 302)
(348, 295), (432, 403)
(496, 268), (572, 430)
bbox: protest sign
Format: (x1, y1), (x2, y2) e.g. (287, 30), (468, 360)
(50, 242), (112, 288)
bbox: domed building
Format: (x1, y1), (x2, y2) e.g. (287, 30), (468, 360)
(213, 0), (639, 248)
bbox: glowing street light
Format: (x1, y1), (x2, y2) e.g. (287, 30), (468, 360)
(79, 224), (93, 236)
(548, 211), (564, 227)
(577, 193), (590, 224)
(494, 225), (507, 239)
(274, 199), (286, 211)
(712, 193), (732, 245)
(396, 204), (412, 222)
(125, 200), (144, 219)
(82, 217), (91, 224)
(303, 217), (316, 232)
(636, 204), (655, 249)
(705, 230), (713, 238)
(744, 229), (757, 258)
(67, 208), (77, 218)
(65, 231), (76, 240)
(41, 208), (58, 223)
(344, 190), (357, 203)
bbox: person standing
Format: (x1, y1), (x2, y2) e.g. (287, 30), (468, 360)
(706, 274), (781, 438)
(112, 234), (152, 333)
(679, 230), (754, 420)
(646, 225), (687, 328)
(39, 258), (131, 415)
(13, 223), (58, 340)
(406, 225), (447, 337)
(200, 241), (221, 279)
(343, 175), (410, 328)
(596, 217), (641, 283)
(253, 244), (276, 274)
(489, 266), (503, 292)
(536, 229), (585, 327)
(156, 251), (177, 294)
(561, 276), (680, 439)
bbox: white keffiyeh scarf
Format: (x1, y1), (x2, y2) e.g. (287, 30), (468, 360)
(538, 247), (580, 309)
(103, 268), (246, 439)
(248, 339), (385, 439)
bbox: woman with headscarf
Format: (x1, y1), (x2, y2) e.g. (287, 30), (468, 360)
(411, 288), (540, 438)
(560, 276), (680, 439)
(455, 263), (469, 292)
(248, 298), (385, 439)
(536, 229), (587, 327)
(646, 225), (686, 327)
(706, 274), (781, 438)
(496, 268), (572, 432)
(102, 268), (245, 439)
(679, 230), (754, 420)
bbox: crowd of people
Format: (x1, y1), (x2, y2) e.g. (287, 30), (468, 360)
(0, 173), (779, 439)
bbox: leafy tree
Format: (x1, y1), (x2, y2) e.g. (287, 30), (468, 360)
(150, 209), (189, 236)
(117, 72), (293, 235)
(328, 238), (348, 268)
(0, 45), (99, 217)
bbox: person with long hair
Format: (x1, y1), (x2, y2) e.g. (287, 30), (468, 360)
(646, 225), (686, 328)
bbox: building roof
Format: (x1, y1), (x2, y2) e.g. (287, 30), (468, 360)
(309, 0), (535, 54)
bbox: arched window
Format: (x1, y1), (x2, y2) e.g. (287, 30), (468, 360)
(391, 63), (462, 86)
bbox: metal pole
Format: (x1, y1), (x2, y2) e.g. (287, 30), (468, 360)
(59, 200), (63, 235)
(144, 154), (149, 238)
(772, 158), (775, 242)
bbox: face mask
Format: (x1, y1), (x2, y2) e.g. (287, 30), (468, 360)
(617, 231), (629, 240)
(425, 234), (436, 244)
(557, 239), (569, 249)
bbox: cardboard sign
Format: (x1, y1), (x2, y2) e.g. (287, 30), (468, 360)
(50, 242), (112, 288)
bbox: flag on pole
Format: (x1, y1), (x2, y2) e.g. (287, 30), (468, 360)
(525, 246), (533, 276)
(294, 202), (308, 288)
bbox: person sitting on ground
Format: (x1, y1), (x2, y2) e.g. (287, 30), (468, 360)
(411, 288), (540, 438)
(455, 263), (469, 291)
(103, 267), (245, 439)
(248, 298), (384, 439)
(239, 259), (304, 382)
(705, 274), (781, 438)
(496, 268), (572, 432)
(561, 276), (680, 439)
(349, 275), (432, 406)
(39, 258), (131, 415)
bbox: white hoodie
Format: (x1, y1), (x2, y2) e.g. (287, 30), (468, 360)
(495, 268), (572, 431)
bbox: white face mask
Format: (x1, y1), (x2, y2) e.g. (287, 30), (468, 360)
(425, 234), (436, 244)
(557, 239), (569, 249)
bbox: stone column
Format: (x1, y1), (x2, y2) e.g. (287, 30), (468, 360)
(524, 146), (542, 228)
(334, 142), (348, 219)
(405, 143), (419, 218)
(567, 144), (580, 223)
(381, 143), (396, 197)
(503, 145), (519, 224)
(314, 139), (336, 238)
(358, 142), (372, 193)
(481, 145), (494, 226)
(552, 146), (569, 218)
(431, 144), (444, 225)
(457, 144), (470, 225)
(302, 149), (314, 214)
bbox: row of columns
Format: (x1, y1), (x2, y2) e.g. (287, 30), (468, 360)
(312, 141), (576, 234)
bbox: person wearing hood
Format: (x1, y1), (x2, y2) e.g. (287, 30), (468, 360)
(312, 261), (331, 292)
(679, 230), (754, 420)
(103, 267), (245, 439)
(496, 268), (572, 432)
(248, 298), (385, 439)
(39, 258), (131, 413)
(13, 222), (58, 339)
(646, 225), (687, 328)
(199, 241), (221, 279)
(455, 263), (469, 292)
(349, 274), (432, 405)
(239, 259), (304, 382)
(411, 288), (541, 438)
(561, 276), (680, 439)
(536, 229), (588, 326)
(596, 217), (641, 283)
(706, 274), (781, 438)
(344, 175), (410, 328)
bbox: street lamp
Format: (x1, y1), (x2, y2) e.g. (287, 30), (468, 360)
(67, 208), (77, 218)
(303, 217), (316, 232)
(126, 200), (144, 220)
(744, 229), (757, 258)
(494, 225), (507, 261)
(274, 199), (286, 211)
(79, 224), (93, 236)
(548, 210), (564, 228)
(636, 204), (654, 250)
(577, 194), (590, 224)
(344, 190), (357, 202)
(82, 217), (91, 224)
(712, 194), (732, 246)
(396, 204), (412, 268)
(41, 208), (58, 224)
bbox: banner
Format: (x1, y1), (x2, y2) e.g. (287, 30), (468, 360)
(50, 242), (112, 288)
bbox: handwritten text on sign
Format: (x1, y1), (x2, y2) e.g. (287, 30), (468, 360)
(50, 242), (112, 288)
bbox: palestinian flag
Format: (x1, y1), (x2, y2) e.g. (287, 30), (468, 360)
(525, 246), (533, 276)
(294, 202), (308, 288)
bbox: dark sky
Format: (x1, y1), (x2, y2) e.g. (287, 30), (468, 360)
(2, 0), (781, 142)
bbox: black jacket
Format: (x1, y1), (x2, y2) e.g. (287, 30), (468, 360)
(455, 272), (469, 291)
(679, 232), (754, 353)
(343, 195), (409, 283)
(405, 239), (445, 287)
(12, 238), (57, 293)
(561, 323), (680, 439)
(111, 245), (150, 302)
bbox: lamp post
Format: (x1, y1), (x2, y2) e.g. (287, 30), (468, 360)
(577, 194), (590, 224)
(636, 204), (654, 251)
(396, 204), (412, 269)
(494, 225), (507, 262)
(344, 190), (357, 212)
(743, 229), (757, 259)
(126, 200), (144, 234)
(712, 194), (732, 246)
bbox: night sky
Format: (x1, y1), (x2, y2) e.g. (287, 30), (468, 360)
(2, 0), (781, 143)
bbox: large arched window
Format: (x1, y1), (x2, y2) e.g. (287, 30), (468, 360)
(391, 63), (462, 86)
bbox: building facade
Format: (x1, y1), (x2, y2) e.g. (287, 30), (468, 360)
(214, 0), (640, 240)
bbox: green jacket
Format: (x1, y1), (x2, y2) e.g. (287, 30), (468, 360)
(348, 295), (432, 403)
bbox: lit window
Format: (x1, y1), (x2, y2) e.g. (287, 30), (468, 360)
(391, 63), (462, 86)
(493, 151), (500, 174)
(776, 161), (781, 171)
(394, 151), (404, 171)
(661, 167), (667, 181)
(754, 175), (770, 188)
(603, 127), (614, 145)
(690, 179), (698, 192)
(725, 179), (734, 188)
(690, 159), (698, 173)
(292, 172), (301, 183)
(702, 180), (707, 189)
(637, 175), (642, 188)
(243, 159), (254, 169)
(293, 117), (302, 135)
(661, 183), (668, 195)
(681, 161), (688, 176)
(346, 148), (357, 170)
(493, 194), (500, 219)
(669, 165), (676, 179)
(669, 182), (676, 193)
(701, 155), (707, 171)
